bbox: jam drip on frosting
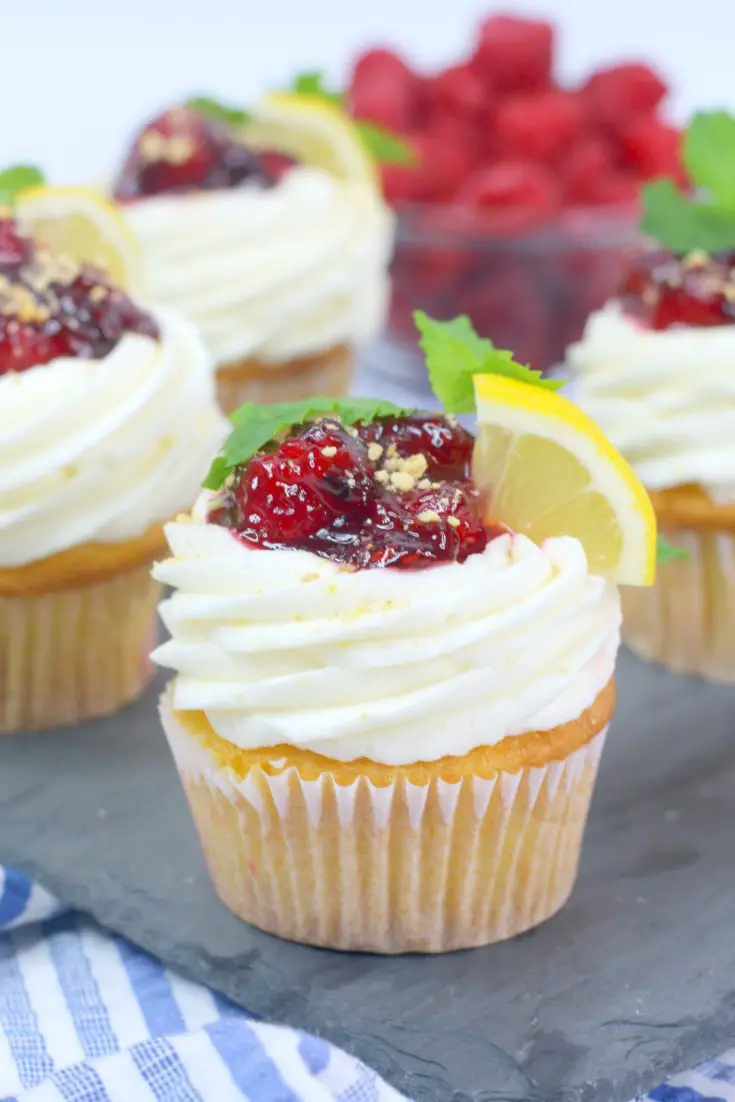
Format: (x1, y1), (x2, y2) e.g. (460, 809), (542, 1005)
(0, 218), (159, 376)
(620, 248), (735, 330)
(113, 106), (275, 200)
(209, 414), (503, 570)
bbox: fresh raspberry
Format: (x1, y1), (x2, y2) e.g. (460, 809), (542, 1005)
(413, 134), (475, 202)
(472, 15), (554, 94)
(348, 48), (418, 131)
(581, 63), (668, 130)
(430, 64), (486, 120)
(618, 118), (684, 183)
(495, 91), (586, 163)
(380, 161), (423, 204)
(113, 106), (272, 200)
(562, 139), (614, 204)
(457, 161), (560, 232)
(359, 414), (474, 479)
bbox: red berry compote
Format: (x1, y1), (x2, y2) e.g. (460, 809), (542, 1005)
(113, 106), (274, 201)
(619, 248), (735, 330)
(209, 414), (503, 570)
(0, 217), (158, 376)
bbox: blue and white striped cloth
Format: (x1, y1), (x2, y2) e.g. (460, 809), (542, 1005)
(0, 867), (407, 1101)
(1, 866), (734, 1102)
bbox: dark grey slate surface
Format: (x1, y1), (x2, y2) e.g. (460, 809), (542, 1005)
(0, 650), (734, 1102)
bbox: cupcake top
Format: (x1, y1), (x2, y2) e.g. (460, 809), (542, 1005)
(153, 315), (658, 764)
(112, 96), (394, 368)
(0, 201), (226, 567)
(570, 111), (735, 502)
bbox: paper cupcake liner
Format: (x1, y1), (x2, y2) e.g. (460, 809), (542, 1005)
(622, 526), (735, 682)
(0, 564), (161, 733)
(216, 344), (354, 414)
(160, 692), (608, 953)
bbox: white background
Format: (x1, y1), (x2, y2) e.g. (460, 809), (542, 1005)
(3, 0), (734, 182)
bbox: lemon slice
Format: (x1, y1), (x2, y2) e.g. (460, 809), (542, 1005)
(243, 91), (377, 186)
(472, 374), (656, 585)
(14, 185), (144, 295)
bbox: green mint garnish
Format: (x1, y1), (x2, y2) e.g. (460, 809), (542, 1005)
(640, 111), (735, 253)
(683, 111), (735, 210)
(203, 397), (415, 490)
(0, 165), (45, 207)
(414, 311), (564, 415)
(656, 535), (690, 565)
(288, 71), (416, 166)
(641, 178), (735, 254)
(186, 95), (250, 128)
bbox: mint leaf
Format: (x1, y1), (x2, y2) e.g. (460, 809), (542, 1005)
(204, 396), (415, 490)
(355, 121), (416, 165)
(414, 311), (563, 415)
(683, 111), (735, 209)
(657, 535), (690, 565)
(640, 178), (735, 253)
(186, 95), (250, 128)
(291, 71), (342, 106)
(0, 165), (45, 206)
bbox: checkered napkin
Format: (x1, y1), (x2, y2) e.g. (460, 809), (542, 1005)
(0, 866), (732, 1102)
(0, 866), (407, 1102)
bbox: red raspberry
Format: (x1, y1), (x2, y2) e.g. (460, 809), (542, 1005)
(430, 64), (486, 119)
(581, 63), (668, 130)
(472, 15), (554, 94)
(413, 134), (475, 202)
(403, 485), (489, 563)
(457, 161), (560, 232)
(496, 91), (586, 163)
(348, 48), (418, 131)
(0, 323), (72, 375)
(618, 118), (684, 183)
(380, 162), (422, 204)
(562, 139), (614, 204)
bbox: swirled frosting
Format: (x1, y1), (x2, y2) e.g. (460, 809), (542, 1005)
(152, 511), (620, 764)
(121, 167), (394, 368)
(0, 309), (227, 567)
(569, 304), (735, 503)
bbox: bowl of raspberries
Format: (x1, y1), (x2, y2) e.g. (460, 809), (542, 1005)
(347, 14), (685, 376)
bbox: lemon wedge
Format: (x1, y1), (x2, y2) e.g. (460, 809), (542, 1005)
(243, 91), (378, 186)
(472, 374), (657, 585)
(14, 185), (144, 295)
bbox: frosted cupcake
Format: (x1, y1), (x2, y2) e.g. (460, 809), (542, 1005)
(112, 95), (394, 413)
(569, 112), (735, 681)
(0, 210), (226, 732)
(152, 313), (655, 952)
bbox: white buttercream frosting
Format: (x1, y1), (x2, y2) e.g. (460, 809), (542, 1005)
(152, 512), (620, 765)
(121, 167), (394, 368)
(569, 303), (735, 503)
(0, 309), (227, 567)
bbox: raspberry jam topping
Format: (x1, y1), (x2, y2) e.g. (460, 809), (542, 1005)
(619, 249), (735, 330)
(113, 106), (274, 201)
(0, 217), (159, 376)
(209, 415), (498, 570)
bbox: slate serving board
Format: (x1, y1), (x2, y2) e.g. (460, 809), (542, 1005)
(0, 650), (734, 1102)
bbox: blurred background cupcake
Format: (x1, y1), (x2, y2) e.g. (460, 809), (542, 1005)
(569, 111), (735, 681)
(0, 178), (226, 732)
(111, 91), (396, 413)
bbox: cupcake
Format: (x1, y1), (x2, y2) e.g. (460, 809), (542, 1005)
(152, 313), (655, 953)
(0, 201), (226, 733)
(569, 112), (735, 681)
(111, 94), (394, 413)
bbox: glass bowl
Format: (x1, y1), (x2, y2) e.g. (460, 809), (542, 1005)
(379, 202), (641, 386)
